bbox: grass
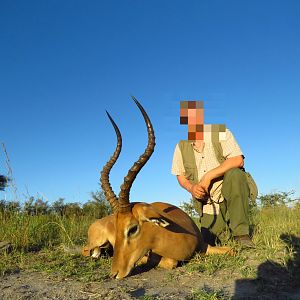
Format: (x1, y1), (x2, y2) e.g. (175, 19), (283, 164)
(189, 286), (228, 300)
(181, 205), (300, 299)
(0, 248), (111, 281)
(0, 212), (93, 251)
(0, 212), (105, 279)
(0, 205), (299, 292)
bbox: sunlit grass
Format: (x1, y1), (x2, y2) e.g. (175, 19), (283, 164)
(0, 212), (93, 251)
(185, 205), (300, 281)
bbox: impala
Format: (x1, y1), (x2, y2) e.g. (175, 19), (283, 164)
(83, 97), (232, 279)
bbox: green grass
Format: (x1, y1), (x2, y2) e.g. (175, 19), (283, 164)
(0, 248), (111, 281)
(0, 205), (299, 286)
(138, 295), (158, 300)
(0, 212), (94, 251)
(0, 212), (105, 279)
(184, 205), (300, 283)
(188, 287), (228, 300)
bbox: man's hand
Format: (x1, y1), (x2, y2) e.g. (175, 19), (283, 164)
(190, 184), (207, 201)
(198, 172), (212, 194)
(176, 174), (210, 201)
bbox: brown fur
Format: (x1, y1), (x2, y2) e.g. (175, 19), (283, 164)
(83, 202), (232, 279)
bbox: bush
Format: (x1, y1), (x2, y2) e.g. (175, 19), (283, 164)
(0, 189), (111, 218)
(258, 191), (297, 208)
(0, 175), (10, 191)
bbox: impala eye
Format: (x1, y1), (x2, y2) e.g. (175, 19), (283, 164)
(127, 225), (139, 238)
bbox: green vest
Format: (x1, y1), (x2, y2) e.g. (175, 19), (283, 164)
(178, 140), (225, 182)
(178, 140), (201, 213)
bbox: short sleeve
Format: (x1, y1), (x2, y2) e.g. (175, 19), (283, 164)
(221, 129), (244, 159)
(171, 144), (185, 176)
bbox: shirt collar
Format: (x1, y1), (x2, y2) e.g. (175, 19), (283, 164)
(191, 141), (205, 153)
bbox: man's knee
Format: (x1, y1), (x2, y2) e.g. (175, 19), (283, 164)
(223, 168), (245, 182)
(222, 168), (249, 199)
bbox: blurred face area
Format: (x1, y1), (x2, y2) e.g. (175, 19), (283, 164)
(180, 101), (204, 140)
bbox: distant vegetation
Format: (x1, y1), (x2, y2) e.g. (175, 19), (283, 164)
(257, 190), (298, 208)
(180, 190), (300, 218)
(0, 190), (111, 218)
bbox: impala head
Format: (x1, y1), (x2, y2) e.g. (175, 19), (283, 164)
(100, 96), (161, 278)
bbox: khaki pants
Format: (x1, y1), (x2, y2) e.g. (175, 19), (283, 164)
(200, 168), (250, 244)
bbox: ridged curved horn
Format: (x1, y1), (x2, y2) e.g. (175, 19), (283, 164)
(100, 111), (121, 213)
(118, 96), (156, 213)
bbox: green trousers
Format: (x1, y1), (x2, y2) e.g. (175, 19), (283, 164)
(200, 168), (250, 242)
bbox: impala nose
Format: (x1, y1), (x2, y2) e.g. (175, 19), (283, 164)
(111, 269), (129, 279)
(110, 271), (118, 279)
(111, 271), (125, 280)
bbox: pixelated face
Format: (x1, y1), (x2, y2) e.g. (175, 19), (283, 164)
(180, 100), (226, 141)
(180, 101), (204, 140)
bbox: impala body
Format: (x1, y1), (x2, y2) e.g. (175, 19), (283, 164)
(83, 97), (231, 279)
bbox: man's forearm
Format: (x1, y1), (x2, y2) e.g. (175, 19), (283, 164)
(176, 155), (244, 198)
(177, 175), (206, 199)
(205, 155), (244, 182)
(177, 175), (193, 192)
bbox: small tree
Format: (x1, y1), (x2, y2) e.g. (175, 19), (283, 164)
(6, 200), (21, 213)
(51, 198), (66, 216)
(23, 196), (50, 215)
(34, 198), (49, 215)
(83, 190), (111, 218)
(24, 197), (35, 215)
(258, 191), (295, 208)
(0, 199), (7, 212)
(0, 175), (10, 191)
(180, 198), (198, 218)
(64, 202), (82, 217)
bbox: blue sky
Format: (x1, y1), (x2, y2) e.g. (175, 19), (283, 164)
(1, 0), (299, 206)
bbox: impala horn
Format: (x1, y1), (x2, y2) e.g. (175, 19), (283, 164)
(118, 96), (156, 213)
(100, 111), (122, 213)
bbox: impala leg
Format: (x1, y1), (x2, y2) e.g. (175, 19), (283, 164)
(82, 245), (101, 258)
(206, 244), (234, 255)
(91, 247), (101, 258)
(158, 257), (178, 270)
(136, 255), (149, 266)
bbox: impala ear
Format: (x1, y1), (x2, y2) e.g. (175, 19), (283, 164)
(133, 203), (170, 228)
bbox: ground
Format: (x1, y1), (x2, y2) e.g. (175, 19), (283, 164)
(1, 248), (300, 300)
